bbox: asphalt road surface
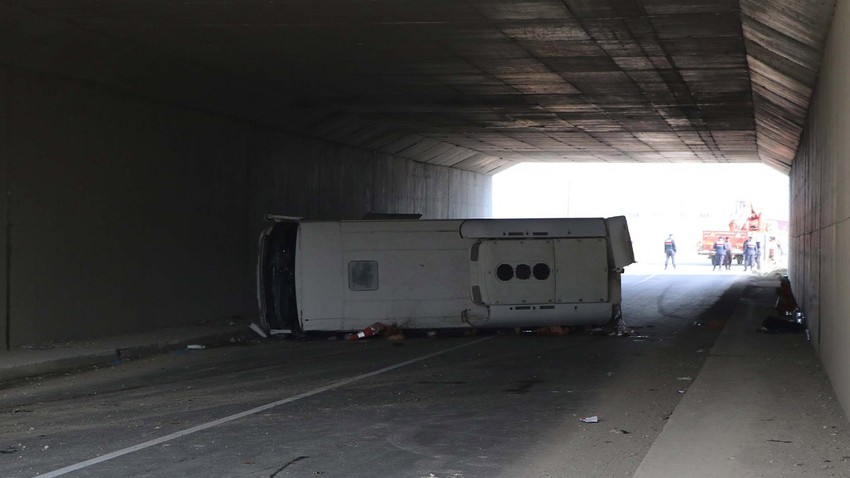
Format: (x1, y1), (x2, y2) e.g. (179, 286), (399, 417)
(1, 263), (749, 477)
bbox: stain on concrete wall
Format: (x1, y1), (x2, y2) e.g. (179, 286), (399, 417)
(0, 68), (492, 348)
(790, 0), (850, 413)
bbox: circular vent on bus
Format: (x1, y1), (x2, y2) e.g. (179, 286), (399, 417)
(496, 264), (514, 281)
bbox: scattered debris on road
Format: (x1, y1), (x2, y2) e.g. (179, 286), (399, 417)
(760, 315), (806, 334)
(346, 322), (386, 340)
(580, 416), (599, 423)
(759, 316), (806, 334)
(535, 325), (570, 336)
(693, 320), (725, 329)
(249, 322), (268, 338)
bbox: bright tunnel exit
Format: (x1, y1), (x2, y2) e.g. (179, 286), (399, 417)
(492, 163), (790, 274)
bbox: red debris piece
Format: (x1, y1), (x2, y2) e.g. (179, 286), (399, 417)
(346, 322), (387, 340)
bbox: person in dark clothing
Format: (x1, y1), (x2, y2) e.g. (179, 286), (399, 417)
(723, 237), (733, 270)
(713, 237), (726, 271)
(664, 234), (677, 270)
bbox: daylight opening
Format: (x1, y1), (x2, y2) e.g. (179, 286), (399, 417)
(492, 163), (790, 274)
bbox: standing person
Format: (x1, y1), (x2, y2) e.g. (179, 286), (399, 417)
(743, 236), (756, 271)
(755, 241), (762, 271)
(712, 237), (726, 271)
(664, 234), (677, 270)
(723, 236), (733, 270)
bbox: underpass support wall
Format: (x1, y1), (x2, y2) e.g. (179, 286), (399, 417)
(0, 66), (8, 351)
(3, 68), (253, 347)
(790, 0), (850, 413)
(248, 133), (491, 222)
(0, 67), (492, 348)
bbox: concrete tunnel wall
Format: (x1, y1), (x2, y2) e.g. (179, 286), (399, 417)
(790, 0), (850, 412)
(0, 66), (492, 349)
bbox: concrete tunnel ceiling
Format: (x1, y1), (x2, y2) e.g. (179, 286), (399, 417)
(0, 0), (836, 174)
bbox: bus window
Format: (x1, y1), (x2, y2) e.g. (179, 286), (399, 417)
(349, 261), (379, 291)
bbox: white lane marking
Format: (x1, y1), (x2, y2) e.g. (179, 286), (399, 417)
(35, 336), (496, 478)
(635, 274), (657, 285)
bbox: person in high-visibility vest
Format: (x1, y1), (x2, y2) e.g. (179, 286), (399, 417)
(664, 234), (677, 270)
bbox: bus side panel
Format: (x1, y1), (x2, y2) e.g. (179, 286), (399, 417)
(339, 225), (473, 330)
(297, 220), (477, 331)
(290, 217), (631, 332)
(296, 222), (345, 329)
(482, 303), (612, 327)
(460, 217), (608, 238)
(554, 238), (609, 303)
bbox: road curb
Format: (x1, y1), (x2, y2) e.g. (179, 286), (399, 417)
(0, 330), (245, 384)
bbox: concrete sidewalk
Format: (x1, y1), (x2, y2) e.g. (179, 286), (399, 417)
(0, 322), (251, 383)
(634, 277), (850, 477)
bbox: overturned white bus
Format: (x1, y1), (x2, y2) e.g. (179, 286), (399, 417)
(257, 216), (635, 335)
